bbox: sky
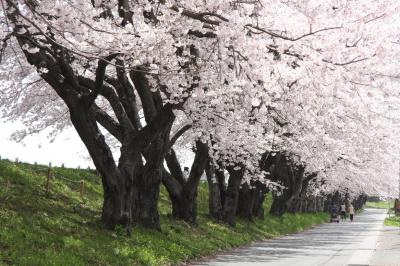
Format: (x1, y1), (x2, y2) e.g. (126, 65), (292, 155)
(0, 118), (195, 170)
(0, 120), (93, 168)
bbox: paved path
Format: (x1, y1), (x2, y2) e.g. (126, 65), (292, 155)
(370, 224), (400, 266)
(193, 208), (399, 266)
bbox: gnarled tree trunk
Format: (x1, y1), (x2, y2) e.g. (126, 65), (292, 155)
(205, 160), (224, 220)
(162, 141), (209, 223)
(6, 2), (180, 231)
(252, 181), (269, 219)
(223, 165), (245, 226)
(267, 153), (306, 216)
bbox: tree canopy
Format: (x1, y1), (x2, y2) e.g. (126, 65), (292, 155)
(1, 0), (400, 228)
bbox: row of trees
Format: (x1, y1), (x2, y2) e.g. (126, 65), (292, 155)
(1, 0), (399, 230)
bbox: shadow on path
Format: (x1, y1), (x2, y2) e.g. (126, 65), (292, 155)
(192, 208), (387, 266)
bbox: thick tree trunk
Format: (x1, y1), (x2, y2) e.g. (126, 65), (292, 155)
(237, 182), (264, 221)
(269, 154), (305, 216)
(163, 150), (185, 217)
(70, 99), (174, 230)
(252, 181), (268, 219)
(223, 165), (245, 226)
(286, 166), (305, 213)
(177, 187), (198, 223)
(10, 12), (177, 231)
(69, 104), (129, 229)
(101, 182), (125, 229)
(332, 191), (342, 206)
(290, 196), (300, 213)
(353, 194), (367, 211)
(300, 198), (307, 212)
(132, 162), (162, 229)
(270, 161), (292, 216)
(270, 195), (288, 216)
(162, 168), (182, 217)
(175, 141), (208, 223)
(237, 183), (254, 220)
(132, 112), (173, 229)
(205, 160), (223, 220)
(237, 181), (269, 221)
(215, 166), (227, 208)
(162, 141), (208, 223)
(323, 194), (332, 213)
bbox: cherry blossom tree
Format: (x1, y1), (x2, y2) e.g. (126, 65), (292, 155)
(1, 0), (400, 229)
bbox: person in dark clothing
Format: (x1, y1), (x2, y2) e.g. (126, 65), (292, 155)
(330, 204), (340, 223)
(340, 204), (346, 220)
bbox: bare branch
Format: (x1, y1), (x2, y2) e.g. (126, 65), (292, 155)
(322, 56), (371, 66)
(91, 105), (124, 142)
(245, 24), (342, 42)
(86, 53), (119, 107)
(167, 124), (192, 151)
(170, 5), (228, 26)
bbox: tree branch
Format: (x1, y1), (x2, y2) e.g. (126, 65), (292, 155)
(86, 53), (119, 107)
(125, 103), (175, 154)
(322, 56), (370, 66)
(91, 105), (124, 142)
(170, 5), (228, 26)
(167, 124), (192, 151)
(246, 24), (342, 41)
(188, 29), (217, 38)
(165, 148), (186, 186)
(78, 76), (134, 135)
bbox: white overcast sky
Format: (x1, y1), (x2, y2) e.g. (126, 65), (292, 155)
(0, 118), (195, 170)
(0, 119), (93, 168)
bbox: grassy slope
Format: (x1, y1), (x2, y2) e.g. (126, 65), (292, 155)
(0, 159), (329, 266)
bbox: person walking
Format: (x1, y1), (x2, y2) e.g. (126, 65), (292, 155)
(183, 167), (189, 180)
(340, 203), (346, 220)
(349, 204), (355, 221)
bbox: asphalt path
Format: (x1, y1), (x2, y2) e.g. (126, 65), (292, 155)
(193, 208), (393, 266)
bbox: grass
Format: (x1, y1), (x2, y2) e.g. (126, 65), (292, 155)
(365, 200), (394, 209)
(0, 159), (329, 266)
(384, 216), (400, 227)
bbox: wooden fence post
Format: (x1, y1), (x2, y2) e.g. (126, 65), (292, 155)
(45, 162), (52, 195)
(80, 180), (85, 198)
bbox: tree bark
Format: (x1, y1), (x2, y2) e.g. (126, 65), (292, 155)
(269, 154), (291, 216)
(252, 181), (269, 219)
(237, 182), (256, 220)
(223, 165), (245, 226)
(269, 153), (305, 216)
(205, 160), (224, 220)
(215, 165), (227, 208)
(8, 7), (178, 231)
(68, 103), (128, 229)
(175, 141), (208, 223)
(162, 141), (209, 223)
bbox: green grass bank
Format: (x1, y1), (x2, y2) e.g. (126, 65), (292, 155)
(365, 200), (394, 210)
(384, 216), (400, 227)
(0, 159), (329, 265)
